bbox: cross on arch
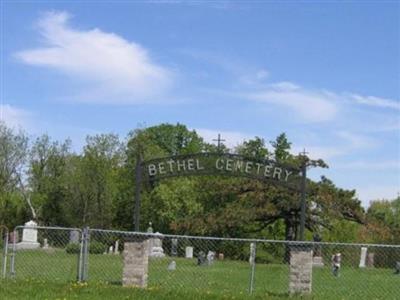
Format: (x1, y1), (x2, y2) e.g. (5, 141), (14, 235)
(299, 148), (309, 157)
(212, 134), (226, 150)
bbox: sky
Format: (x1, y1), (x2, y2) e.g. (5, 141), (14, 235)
(1, 1), (399, 207)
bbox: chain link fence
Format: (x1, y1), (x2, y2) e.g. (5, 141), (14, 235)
(3, 225), (400, 299)
(9, 226), (82, 282)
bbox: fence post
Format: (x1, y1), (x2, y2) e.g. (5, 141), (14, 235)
(80, 227), (90, 282)
(249, 242), (256, 294)
(10, 228), (18, 278)
(77, 229), (84, 282)
(1, 226), (8, 278)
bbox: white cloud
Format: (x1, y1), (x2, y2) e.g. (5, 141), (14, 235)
(195, 128), (253, 149)
(243, 82), (339, 122)
(15, 11), (173, 104)
(0, 104), (32, 128)
(348, 93), (400, 110)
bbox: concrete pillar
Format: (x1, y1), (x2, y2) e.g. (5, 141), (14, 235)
(122, 240), (149, 288)
(289, 245), (313, 294)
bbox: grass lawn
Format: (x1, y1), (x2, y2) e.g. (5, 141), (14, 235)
(1, 249), (398, 299)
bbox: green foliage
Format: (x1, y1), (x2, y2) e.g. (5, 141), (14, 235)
(2, 121), (397, 246)
(65, 243), (80, 254)
(89, 241), (107, 254)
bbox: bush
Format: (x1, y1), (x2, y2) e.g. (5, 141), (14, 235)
(65, 243), (80, 254)
(90, 241), (106, 254)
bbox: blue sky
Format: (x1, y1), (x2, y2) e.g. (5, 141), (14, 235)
(1, 1), (399, 207)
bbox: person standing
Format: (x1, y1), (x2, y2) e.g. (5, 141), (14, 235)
(331, 253), (341, 276)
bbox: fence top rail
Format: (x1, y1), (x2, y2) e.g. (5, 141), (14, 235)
(14, 225), (82, 232)
(89, 228), (400, 249)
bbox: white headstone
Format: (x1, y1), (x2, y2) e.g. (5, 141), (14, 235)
(359, 247), (367, 268)
(185, 246), (193, 258)
(22, 220), (38, 243)
(43, 238), (49, 249)
(149, 232), (165, 258)
(16, 220), (40, 250)
(114, 240), (120, 255)
(207, 251), (215, 265)
(167, 260), (176, 271)
(109, 245), (113, 254)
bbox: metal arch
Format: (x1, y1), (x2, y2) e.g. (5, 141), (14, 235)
(134, 152), (306, 233)
(142, 152), (301, 172)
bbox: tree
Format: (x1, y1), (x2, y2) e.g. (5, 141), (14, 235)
(0, 122), (30, 228)
(64, 134), (125, 228)
(359, 197), (400, 244)
(29, 135), (71, 225)
(173, 134), (364, 245)
(123, 123), (207, 231)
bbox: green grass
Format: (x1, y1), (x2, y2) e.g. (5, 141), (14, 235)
(1, 249), (399, 299)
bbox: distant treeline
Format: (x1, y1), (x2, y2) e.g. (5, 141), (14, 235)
(0, 122), (399, 244)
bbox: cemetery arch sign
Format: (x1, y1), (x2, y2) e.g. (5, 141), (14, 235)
(134, 152), (307, 238)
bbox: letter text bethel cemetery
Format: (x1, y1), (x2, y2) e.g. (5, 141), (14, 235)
(146, 157), (294, 182)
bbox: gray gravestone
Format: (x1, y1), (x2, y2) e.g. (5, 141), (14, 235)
(366, 252), (374, 267)
(167, 260), (176, 271)
(171, 238), (178, 256)
(395, 262), (400, 274)
(69, 230), (80, 244)
(197, 251), (207, 266)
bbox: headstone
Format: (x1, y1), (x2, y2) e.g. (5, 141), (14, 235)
(312, 256), (324, 267)
(146, 222), (153, 233)
(171, 238), (178, 256)
(249, 243), (256, 265)
(43, 238), (49, 249)
(366, 252), (374, 267)
(395, 262), (400, 274)
(207, 251), (215, 265)
(149, 232), (165, 258)
(9, 231), (19, 244)
(69, 230), (80, 244)
(167, 260), (176, 271)
(197, 251), (207, 266)
(359, 247), (367, 268)
(218, 253), (224, 260)
(185, 246), (193, 258)
(16, 220), (40, 250)
(312, 234), (324, 267)
(109, 245), (113, 254)
(114, 240), (120, 255)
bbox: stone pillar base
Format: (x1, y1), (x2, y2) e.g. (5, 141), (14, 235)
(289, 245), (313, 294)
(122, 240), (149, 288)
